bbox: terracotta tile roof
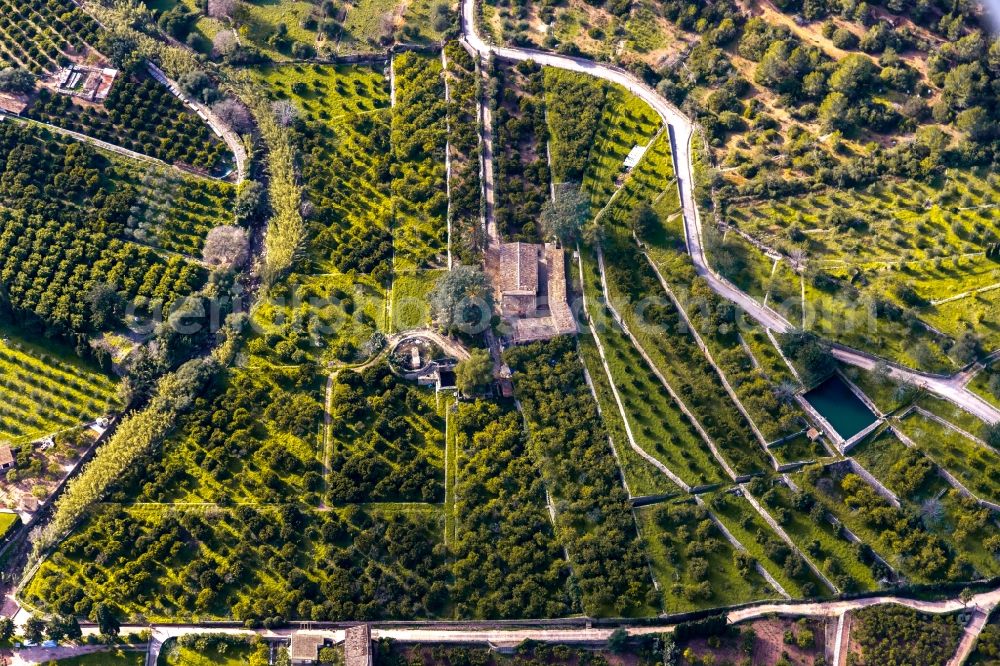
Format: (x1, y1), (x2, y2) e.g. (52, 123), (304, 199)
(0, 93), (28, 115)
(0, 445), (13, 467)
(545, 243), (576, 335)
(497, 242), (539, 295)
(289, 633), (326, 662)
(345, 625), (372, 666)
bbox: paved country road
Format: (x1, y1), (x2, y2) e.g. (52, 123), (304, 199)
(23, 584), (996, 666)
(459, 0), (1000, 425)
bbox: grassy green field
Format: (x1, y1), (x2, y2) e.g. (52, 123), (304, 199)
(0, 325), (119, 445)
(840, 365), (912, 415)
(343, 0), (403, 46)
(240, 0), (318, 59)
(740, 326), (797, 386)
(936, 490), (1000, 580)
(655, 285), (815, 449)
(144, 0), (230, 53)
(729, 169), (1000, 269)
(593, 132), (677, 228)
(925, 288), (1000, 354)
(573, 110), (768, 477)
(0, 512), (18, 542)
(916, 396), (988, 435)
(487, 0), (676, 70)
(767, 260), (804, 328)
(252, 272), (387, 367)
(708, 231), (780, 305)
(851, 431), (942, 498)
(601, 241), (769, 476)
(401, 0), (453, 42)
(636, 501), (776, 613)
(157, 637), (255, 665)
(391, 270), (443, 332)
(803, 277), (952, 373)
(771, 433), (829, 465)
(968, 363), (1000, 411)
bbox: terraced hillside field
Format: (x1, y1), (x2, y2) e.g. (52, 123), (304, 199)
(720, 168), (1000, 373)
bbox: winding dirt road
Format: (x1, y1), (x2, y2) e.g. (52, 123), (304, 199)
(459, 0), (1000, 425)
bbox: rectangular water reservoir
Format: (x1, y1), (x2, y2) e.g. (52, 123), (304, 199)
(804, 374), (878, 440)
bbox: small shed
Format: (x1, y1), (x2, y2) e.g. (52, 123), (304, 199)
(0, 93), (29, 116)
(0, 444), (14, 471)
(289, 633), (327, 665)
(437, 368), (457, 391)
(623, 144), (649, 170)
(19, 496), (39, 514)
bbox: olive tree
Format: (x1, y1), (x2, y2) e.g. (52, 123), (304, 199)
(455, 349), (493, 394)
(541, 183), (590, 245)
(203, 225), (250, 271)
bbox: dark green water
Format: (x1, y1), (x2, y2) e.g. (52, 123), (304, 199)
(804, 375), (877, 439)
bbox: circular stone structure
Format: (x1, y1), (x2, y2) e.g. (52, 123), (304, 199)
(388, 334), (447, 376)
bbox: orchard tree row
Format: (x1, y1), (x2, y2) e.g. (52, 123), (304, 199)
(29, 73), (231, 172)
(0, 123), (206, 350)
(450, 400), (573, 618)
(328, 363), (444, 505)
(505, 337), (656, 616)
(444, 42), (484, 263)
(492, 59), (551, 243)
